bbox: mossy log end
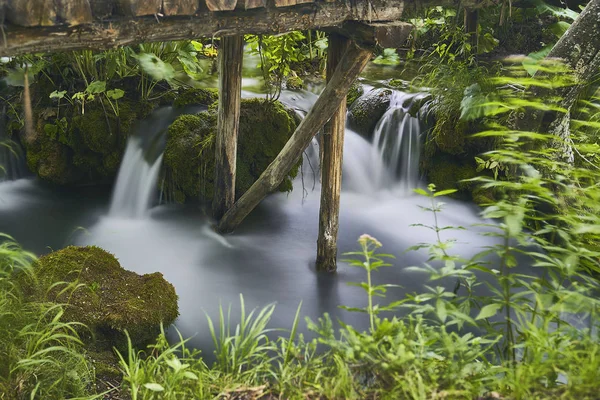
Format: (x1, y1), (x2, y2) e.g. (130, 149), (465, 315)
(316, 33), (349, 273)
(213, 35), (244, 220)
(216, 40), (371, 233)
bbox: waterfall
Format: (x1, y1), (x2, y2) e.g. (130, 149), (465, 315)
(109, 135), (165, 218)
(343, 90), (425, 195)
(109, 105), (203, 218)
(0, 105), (26, 182)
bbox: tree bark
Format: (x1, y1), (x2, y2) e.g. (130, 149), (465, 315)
(216, 41), (371, 233)
(213, 34), (244, 220)
(315, 33), (348, 273)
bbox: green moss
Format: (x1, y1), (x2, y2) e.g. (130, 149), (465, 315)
(163, 98), (299, 203)
(346, 81), (364, 108)
(425, 155), (477, 199)
(24, 246), (179, 350)
(173, 88), (219, 108)
(286, 76), (304, 90)
(26, 98), (141, 185)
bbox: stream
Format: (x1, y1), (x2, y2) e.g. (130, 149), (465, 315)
(0, 62), (521, 353)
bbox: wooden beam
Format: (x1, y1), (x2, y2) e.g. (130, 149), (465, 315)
(162, 0), (199, 15)
(330, 20), (413, 48)
(0, 0), (410, 57)
(316, 33), (348, 273)
(205, 0), (237, 11)
(213, 35), (244, 220)
(216, 41), (371, 233)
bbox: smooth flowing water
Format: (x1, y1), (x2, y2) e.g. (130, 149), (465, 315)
(0, 105), (26, 182)
(0, 80), (518, 352)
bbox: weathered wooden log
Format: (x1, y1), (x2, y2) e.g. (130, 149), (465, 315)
(217, 41), (371, 233)
(6, 0), (93, 27)
(316, 33), (348, 273)
(117, 0), (161, 16)
(0, 0), (411, 56)
(206, 0), (237, 11)
(162, 0), (198, 15)
(331, 20), (413, 48)
(213, 35), (244, 220)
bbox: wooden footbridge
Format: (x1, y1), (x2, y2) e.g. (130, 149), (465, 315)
(0, 0), (438, 271)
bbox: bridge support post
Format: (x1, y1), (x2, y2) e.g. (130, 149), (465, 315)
(217, 40), (371, 233)
(213, 34), (244, 220)
(315, 33), (349, 272)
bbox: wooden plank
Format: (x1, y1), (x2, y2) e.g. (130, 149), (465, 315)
(216, 41), (371, 233)
(0, 0), (410, 56)
(243, 0), (266, 9)
(315, 33), (348, 273)
(205, 0), (237, 11)
(117, 0), (161, 16)
(274, 0), (314, 6)
(59, 0), (93, 25)
(6, 0), (56, 26)
(162, 0), (198, 15)
(89, 0), (117, 19)
(213, 35), (244, 220)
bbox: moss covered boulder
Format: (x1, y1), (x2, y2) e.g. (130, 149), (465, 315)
(347, 88), (392, 138)
(163, 98), (299, 203)
(25, 246), (178, 350)
(346, 81), (364, 108)
(26, 98), (140, 185)
(173, 87), (219, 108)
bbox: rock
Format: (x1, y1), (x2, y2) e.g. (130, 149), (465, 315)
(163, 98), (299, 203)
(173, 87), (219, 108)
(423, 154), (477, 199)
(347, 88), (392, 138)
(346, 81), (364, 108)
(23, 246), (179, 350)
(286, 75), (304, 90)
(26, 98), (139, 185)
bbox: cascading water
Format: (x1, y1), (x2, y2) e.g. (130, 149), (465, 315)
(0, 105), (26, 181)
(109, 105), (204, 218)
(343, 89), (427, 195)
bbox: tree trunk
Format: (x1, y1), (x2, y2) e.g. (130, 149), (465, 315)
(216, 41), (372, 233)
(213, 34), (244, 220)
(315, 33), (349, 273)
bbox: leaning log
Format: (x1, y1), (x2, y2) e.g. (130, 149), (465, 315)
(213, 34), (244, 220)
(316, 33), (349, 273)
(217, 41), (372, 233)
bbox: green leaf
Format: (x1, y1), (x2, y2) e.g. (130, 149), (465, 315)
(49, 90), (67, 99)
(106, 89), (124, 100)
(433, 189), (458, 197)
(143, 383), (165, 392)
(475, 304), (502, 320)
(86, 80), (106, 94)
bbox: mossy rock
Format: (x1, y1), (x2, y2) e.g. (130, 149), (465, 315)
(424, 155), (477, 199)
(26, 98), (140, 185)
(286, 75), (304, 90)
(173, 87), (219, 108)
(346, 81), (364, 108)
(163, 98), (299, 203)
(25, 246), (178, 350)
(347, 88), (392, 138)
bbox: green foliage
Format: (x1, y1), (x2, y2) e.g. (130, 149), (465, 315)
(0, 237), (94, 399)
(24, 246), (179, 350)
(246, 31), (307, 101)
